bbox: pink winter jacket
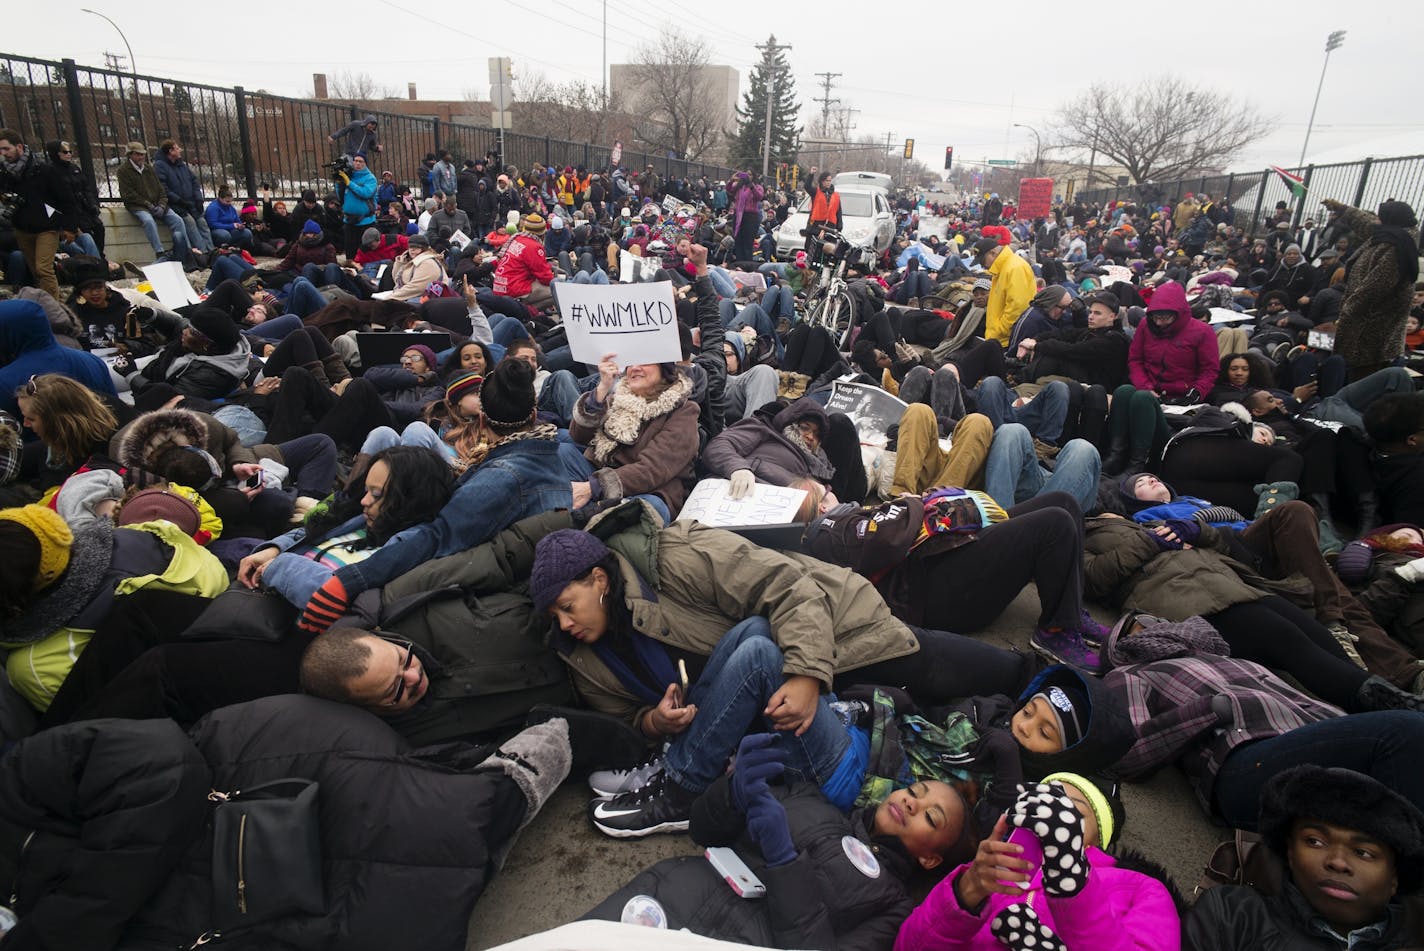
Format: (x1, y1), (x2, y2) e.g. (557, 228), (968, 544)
(893, 848), (1180, 951)
(1127, 281), (1219, 398)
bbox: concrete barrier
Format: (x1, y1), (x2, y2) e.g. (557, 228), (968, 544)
(98, 206), (173, 267)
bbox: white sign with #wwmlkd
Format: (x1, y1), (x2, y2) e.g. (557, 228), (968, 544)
(552, 281), (682, 366)
(676, 479), (807, 527)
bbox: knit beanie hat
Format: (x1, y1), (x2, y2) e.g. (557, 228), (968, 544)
(521, 214), (547, 236)
(1042, 772), (1121, 849)
(54, 469), (125, 529)
(117, 487), (202, 536)
(408, 233), (431, 249)
(401, 344), (439, 369)
(1030, 681), (1089, 750)
(445, 371), (483, 408)
(0, 505), (73, 590)
(185, 306), (242, 353)
(1032, 284), (1068, 312)
(361, 227), (381, 249)
(303, 219), (322, 235)
(530, 529), (612, 613)
(479, 358), (537, 433)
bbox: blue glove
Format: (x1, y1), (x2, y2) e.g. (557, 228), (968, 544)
(730, 733), (787, 813)
(746, 793), (796, 867)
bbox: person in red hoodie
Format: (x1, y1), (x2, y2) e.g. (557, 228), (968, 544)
(353, 225), (409, 281)
(1103, 282), (1220, 475)
(493, 213), (555, 311)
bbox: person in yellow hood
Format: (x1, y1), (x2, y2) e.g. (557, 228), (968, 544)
(974, 237), (1037, 345)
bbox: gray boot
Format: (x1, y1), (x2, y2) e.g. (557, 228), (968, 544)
(1355, 675), (1424, 714)
(480, 718), (573, 867)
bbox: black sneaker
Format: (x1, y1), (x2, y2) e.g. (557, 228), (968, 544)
(588, 770), (697, 838)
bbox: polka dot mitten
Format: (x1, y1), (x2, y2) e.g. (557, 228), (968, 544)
(989, 901), (1066, 951)
(1006, 782), (1088, 898)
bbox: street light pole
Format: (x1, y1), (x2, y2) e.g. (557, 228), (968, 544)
(82, 8), (146, 146)
(1299, 30), (1346, 168)
(1013, 123), (1042, 176)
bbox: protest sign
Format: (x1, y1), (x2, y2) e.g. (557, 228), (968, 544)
(1018, 178), (1054, 219)
(662, 194), (680, 214)
(617, 248), (660, 283)
(552, 281), (681, 365)
(140, 261), (201, 308)
(824, 379), (909, 447)
(676, 479), (807, 527)
(448, 229), (472, 250)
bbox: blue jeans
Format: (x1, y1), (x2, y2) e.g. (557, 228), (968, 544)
(1309, 366), (1413, 435)
(984, 423), (1101, 512)
(131, 207), (192, 258)
(571, 269), (609, 285)
(360, 421), (457, 461)
(1213, 711), (1424, 829)
(761, 285), (794, 321)
(211, 227), (254, 250)
(662, 617), (851, 793)
(896, 271), (931, 303)
(758, 262), (788, 280)
(560, 443), (671, 523)
(205, 253), (256, 292)
(488, 313), (531, 346)
(183, 212), (214, 253)
(248, 313), (305, 343)
(976, 376), (1069, 442)
(285, 277), (328, 319)
(539, 369), (582, 425)
(62, 233), (101, 258)
(301, 262), (344, 288)
(707, 266), (738, 299)
(719, 299), (775, 337)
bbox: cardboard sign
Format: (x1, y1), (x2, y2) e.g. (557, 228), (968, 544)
(617, 248), (660, 283)
(551, 281), (681, 365)
(140, 261), (201, 309)
(676, 479), (808, 527)
(661, 194), (680, 214)
(824, 379), (909, 447)
(1018, 178), (1054, 220)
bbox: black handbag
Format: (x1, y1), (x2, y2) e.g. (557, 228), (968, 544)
(209, 778), (324, 931)
(182, 584), (298, 643)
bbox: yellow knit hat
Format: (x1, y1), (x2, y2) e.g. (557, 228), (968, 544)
(0, 505), (74, 590)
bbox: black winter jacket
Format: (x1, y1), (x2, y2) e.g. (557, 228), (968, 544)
(1185, 880), (1418, 950)
(583, 776), (917, 949)
(0, 150), (75, 234)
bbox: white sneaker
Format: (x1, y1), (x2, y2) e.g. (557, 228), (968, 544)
(588, 755), (664, 799)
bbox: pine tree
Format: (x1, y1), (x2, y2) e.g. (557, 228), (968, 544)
(731, 36), (801, 171)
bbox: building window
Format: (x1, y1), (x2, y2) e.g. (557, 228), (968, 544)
(98, 123), (115, 140)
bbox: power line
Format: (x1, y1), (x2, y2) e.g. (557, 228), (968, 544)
(813, 71), (841, 132)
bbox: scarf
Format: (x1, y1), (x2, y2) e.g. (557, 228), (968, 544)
(781, 424), (836, 481)
(3, 520), (114, 645)
(1, 149), (34, 178)
(1368, 224), (1420, 285)
(587, 375), (692, 465)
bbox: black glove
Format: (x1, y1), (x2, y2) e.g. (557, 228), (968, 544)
(1006, 783), (1089, 897)
(990, 902), (1066, 951)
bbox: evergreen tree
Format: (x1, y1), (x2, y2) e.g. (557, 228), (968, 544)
(731, 36), (801, 171)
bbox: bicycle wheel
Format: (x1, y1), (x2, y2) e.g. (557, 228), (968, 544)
(804, 290), (830, 330)
(827, 291), (856, 348)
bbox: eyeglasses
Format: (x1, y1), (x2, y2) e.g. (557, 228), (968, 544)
(388, 640), (416, 706)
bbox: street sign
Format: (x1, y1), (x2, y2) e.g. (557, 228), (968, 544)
(987, 159), (1018, 167)
(903, 138), (914, 160)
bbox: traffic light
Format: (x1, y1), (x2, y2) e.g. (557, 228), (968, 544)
(903, 138), (914, 160)
(943, 146), (954, 170)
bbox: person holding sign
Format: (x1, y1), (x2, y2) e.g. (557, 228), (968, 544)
(565, 349), (700, 524)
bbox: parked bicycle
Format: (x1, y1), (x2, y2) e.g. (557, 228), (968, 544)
(802, 228), (858, 348)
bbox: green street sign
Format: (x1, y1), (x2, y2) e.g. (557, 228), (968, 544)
(986, 159), (1018, 167)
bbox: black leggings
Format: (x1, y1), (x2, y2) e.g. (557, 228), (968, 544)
(917, 493), (1085, 633)
(1159, 438), (1303, 516)
(782, 324), (842, 378)
(262, 326), (338, 378)
(1205, 596), (1368, 710)
(835, 626), (1032, 706)
(203, 278), (255, 322)
(266, 367), (395, 450)
(859, 310), (903, 354)
(899, 309), (950, 348)
(945, 338), (1005, 388)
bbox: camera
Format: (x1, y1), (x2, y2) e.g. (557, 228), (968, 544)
(322, 155), (355, 179)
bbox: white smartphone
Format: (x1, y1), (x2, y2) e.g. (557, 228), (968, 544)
(705, 847), (766, 899)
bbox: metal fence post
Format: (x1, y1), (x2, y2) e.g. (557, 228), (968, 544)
(1291, 165), (1315, 230)
(1248, 169), (1269, 238)
(233, 86), (258, 198)
(583, 142), (590, 167)
(432, 117), (441, 155)
(1354, 158), (1374, 208)
(544, 137), (552, 167)
(1225, 173), (1236, 204)
(60, 59), (97, 187)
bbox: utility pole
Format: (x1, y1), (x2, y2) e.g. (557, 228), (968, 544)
(813, 71), (841, 135)
(756, 39), (792, 178)
(883, 131), (895, 176)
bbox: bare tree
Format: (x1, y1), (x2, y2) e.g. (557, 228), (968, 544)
(327, 71), (398, 101)
(1053, 77), (1275, 184)
(627, 29), (724, 160)
(474, 70), (621, 145)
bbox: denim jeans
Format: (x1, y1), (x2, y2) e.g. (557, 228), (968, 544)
(301, 262), (345, 288)
(274, 433), (340, 498)
(761, 285), (794, 321)
(211, 227), (254, 250)
(131, 207), (192, 258)
(1309, 366), (1413, 435)
(360, 421), (457, 461)
(488, 313), (531, 346)
(707, 266), (739, 299)
(285, 277), (329, 319)
(205, 253), (256, 292)
(758, 262), (788, 280)
(63, 233), (101, 258)
(248, 313), (305, 343)
(1213, 711), (1424, 829)
(976, 376), (1069, 442)
(571, 269), (609, 285)
(662, 617), (850, 793)
(720, 299), (776, 337)
(984, 423), (1101, 512)
(184, 213), (214, 252)
(559, 441), (672, 523)
(896, 271), (931, 303)
(539, 369), (582, 425)
(724, 364), (779, 421)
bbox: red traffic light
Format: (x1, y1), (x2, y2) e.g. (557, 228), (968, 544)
(943, 146), (954, 170)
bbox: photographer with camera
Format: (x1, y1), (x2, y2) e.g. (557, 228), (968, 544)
(0, 127), (75, 300)
(331, 153), (379, 261)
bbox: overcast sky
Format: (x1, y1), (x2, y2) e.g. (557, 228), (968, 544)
(9, 0), (1422, 175)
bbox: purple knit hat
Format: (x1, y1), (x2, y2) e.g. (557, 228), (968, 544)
(530, 530), (611, 613)
(400, 344), (439, 369)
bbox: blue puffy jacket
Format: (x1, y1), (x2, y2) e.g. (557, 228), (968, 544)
(342, 167), (379, 226)
(0, 300), (117, 417)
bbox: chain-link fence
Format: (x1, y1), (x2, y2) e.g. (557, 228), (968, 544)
(1075, 155), (1424, 237)
(0, 52), (738, 207)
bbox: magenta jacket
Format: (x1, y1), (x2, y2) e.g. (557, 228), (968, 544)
(1127, 282), (1219, 398)
(893, 848), (1180, 951)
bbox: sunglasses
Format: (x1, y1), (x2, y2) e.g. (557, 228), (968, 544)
(389, 640), (416, 706)
(25, 374), (38, 396)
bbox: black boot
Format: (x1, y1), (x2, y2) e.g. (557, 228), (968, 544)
(1356, 491), (1382, 538)
(1120, 446), (1151, 478)
(1102, 435), (1130, 476)
(1355, 675), (1424, 713)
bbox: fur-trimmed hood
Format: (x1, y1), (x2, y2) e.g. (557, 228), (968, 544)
(587, 373), (693, 465)
(117, 408), (209, 470)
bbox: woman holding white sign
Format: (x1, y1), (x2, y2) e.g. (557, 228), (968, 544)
(565, 351), (700, 524)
